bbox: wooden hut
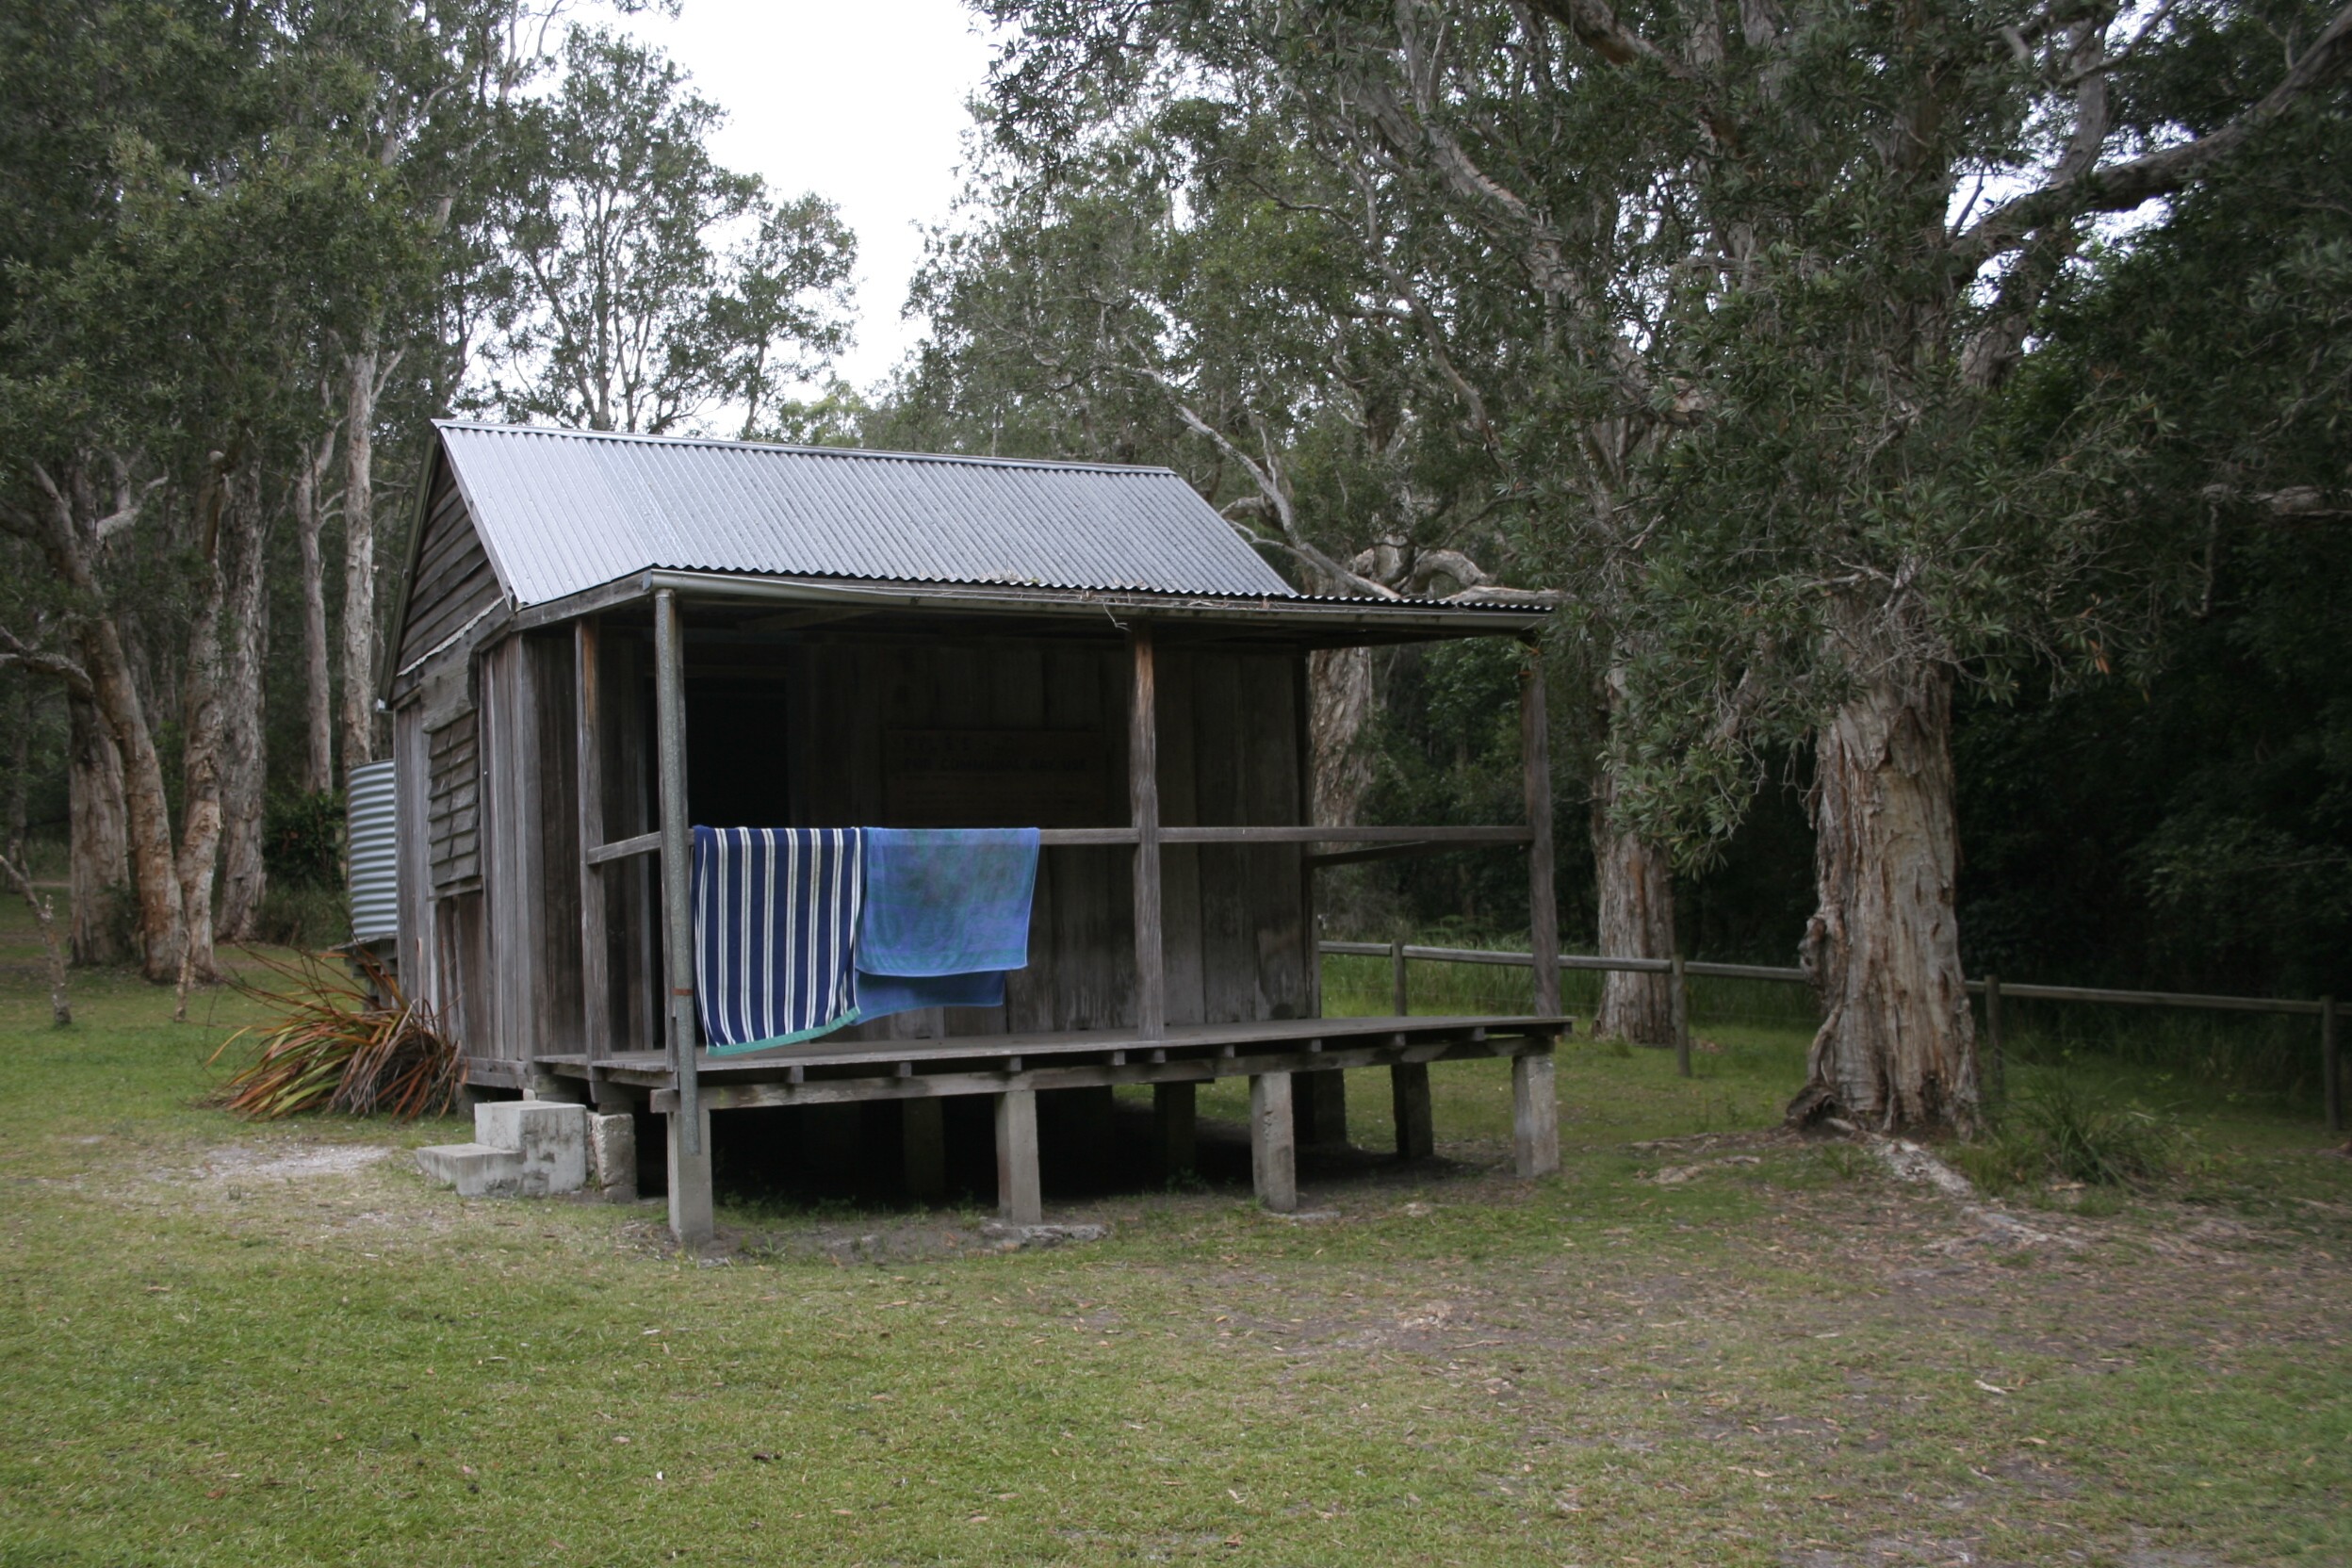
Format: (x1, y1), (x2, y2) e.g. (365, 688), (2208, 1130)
(385, 420), (1567, 1243)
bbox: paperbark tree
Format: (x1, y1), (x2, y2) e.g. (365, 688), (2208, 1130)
(290, 420), (339, 794)
(0, 470), (187, 982)
(1574, 0), (2352, 1133)
(214, 465), (272, 941)
(173, 467), (234, 1011)
(340, 339), (389, 783)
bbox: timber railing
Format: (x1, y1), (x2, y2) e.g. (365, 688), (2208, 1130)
(1317, 939), (2346, 1133)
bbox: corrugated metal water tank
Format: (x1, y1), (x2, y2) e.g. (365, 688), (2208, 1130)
(346, 760), (400, 944)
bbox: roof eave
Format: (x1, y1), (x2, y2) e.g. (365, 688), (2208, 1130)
(507, 568), (1554, 642)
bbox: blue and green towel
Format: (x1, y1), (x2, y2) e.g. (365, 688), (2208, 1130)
(689, 825), (1038, 1054)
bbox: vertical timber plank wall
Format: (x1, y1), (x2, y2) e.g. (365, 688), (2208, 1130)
(392, 701), (436, 1014)
(605, 632), (660, 1053)
(1191, 652), (1251, 1024)
(1156, 648), (1207, 1024)
(478, 637), (533, 1062)
(574, 619), (611, 1071)
(528, 634), (585, 1058)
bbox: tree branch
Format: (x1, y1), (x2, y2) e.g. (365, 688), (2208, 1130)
(0, 629), (95, 701)
(1956, 0), (2352, 264)
(1521, 0), (1681, 71)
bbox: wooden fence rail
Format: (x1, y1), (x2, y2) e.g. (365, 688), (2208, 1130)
(1318, 940), (2344, 1134)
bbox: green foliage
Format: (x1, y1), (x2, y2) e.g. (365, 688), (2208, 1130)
(482, 24), (855, 435)
(1955, 73), (2352, 1002)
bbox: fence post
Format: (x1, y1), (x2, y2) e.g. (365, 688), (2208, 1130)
(1391, 938), (1410, 1019)
(2325, 994), (2341, 1136)
(1986, 973), (2004, 1106)
(1671, 951), (1690, 1078)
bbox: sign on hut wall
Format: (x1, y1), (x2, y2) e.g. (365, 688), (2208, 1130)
(883, 728), (1105, 826)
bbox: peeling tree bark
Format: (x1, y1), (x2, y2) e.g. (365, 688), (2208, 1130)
(1307, 645), (1376, 826)
(1589, 657), (1676, 1042)
(339, 341), (380, 786)
(214, 475), (270, 941)
(1592, 785), (1676, 1043)
(1792, 631), (1978, 1135)
(173, 477), (234, 1011)
(66, 693), (128, 966)
(292, 429), (336, 794)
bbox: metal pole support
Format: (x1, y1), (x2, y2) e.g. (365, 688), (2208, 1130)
(1391, 937), (1409, 1018)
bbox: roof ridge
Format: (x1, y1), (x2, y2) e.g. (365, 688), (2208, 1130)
(433, 418), (1185, 480)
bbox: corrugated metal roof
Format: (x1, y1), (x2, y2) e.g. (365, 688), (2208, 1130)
(434, 420), (1302, 608)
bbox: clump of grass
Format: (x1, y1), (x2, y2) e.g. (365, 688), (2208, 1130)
(208, 948), (463, 1120)
(1953, 1075), (2185, 1195)
(2020, 1077), (2181, 1185)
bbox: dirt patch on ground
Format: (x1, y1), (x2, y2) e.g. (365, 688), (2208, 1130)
(179, 1141), (395, 1184)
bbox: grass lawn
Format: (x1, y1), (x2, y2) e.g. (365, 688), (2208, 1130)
(1, 906), (2346, 1566)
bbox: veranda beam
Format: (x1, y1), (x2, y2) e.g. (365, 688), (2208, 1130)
(654, 589), (710, 1244)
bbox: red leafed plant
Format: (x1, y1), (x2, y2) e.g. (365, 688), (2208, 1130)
(209, 947), (465, 1121)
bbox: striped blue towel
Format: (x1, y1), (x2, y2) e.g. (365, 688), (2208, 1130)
(690, 826), (865, 1054)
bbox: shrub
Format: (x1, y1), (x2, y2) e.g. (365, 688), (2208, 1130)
(210, 948), (463, 1121)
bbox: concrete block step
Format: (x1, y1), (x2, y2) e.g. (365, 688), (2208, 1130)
(418, 1101), (591, 1200)
(476, 1100), (587, 1195)
(416, 1142), (526, 1198)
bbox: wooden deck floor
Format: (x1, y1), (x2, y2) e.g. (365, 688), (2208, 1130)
(466, 1011), (1570, 1221)
(478, 1012), (1568, 1112)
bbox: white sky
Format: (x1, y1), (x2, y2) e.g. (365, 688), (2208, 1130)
(619, 0), (1003, 398)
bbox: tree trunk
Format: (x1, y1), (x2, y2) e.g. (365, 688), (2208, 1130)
(1591, 770), (1677, 1044)
(1307, 645), (1375, 825)
(1588, 661), (1676, 1043)
(294, 435), (335, 794)
(214, 476), (270, 941)
(66, 693), (129, 966)
(174, 481), (233, 1010)
(339, 343), (380, 786)
(21, 463), (185, 982)
(1790, 648), (1978, 1135)
(85, 612), (182, 983)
